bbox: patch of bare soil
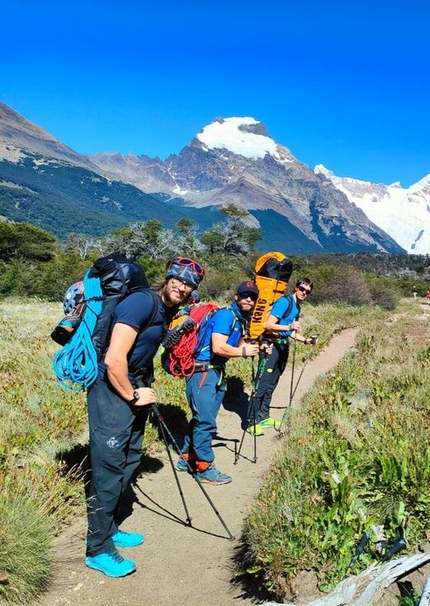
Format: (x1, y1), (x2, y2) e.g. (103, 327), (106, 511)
(34, 329), (359, 606)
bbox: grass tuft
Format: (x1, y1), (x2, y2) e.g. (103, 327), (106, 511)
(0, 494), (52, 604)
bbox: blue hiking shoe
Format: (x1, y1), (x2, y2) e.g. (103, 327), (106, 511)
(176, 457), (189, 472)
(176, 455), (196, 473)
(258, 417), (282, 430)
(85, 549), (136, 577)
(196, 464), (232, 485)
(112, 529), (145, 548)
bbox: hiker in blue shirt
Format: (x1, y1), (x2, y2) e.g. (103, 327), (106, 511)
(177, 281), (265, 485)
(85, 257), (205, 579)
(248, 278), (315, 435)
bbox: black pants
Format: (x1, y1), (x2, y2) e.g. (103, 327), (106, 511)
(250, 342), (289, 424)
(86, 377), (148, 556)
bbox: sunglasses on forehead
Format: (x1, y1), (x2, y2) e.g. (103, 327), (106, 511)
(298, 285), (311, 294)
(173, 257), (205, 277)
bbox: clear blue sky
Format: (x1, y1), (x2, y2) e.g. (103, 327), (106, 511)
(1, 0), (429, 187)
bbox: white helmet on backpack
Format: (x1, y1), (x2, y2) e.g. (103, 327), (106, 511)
(63, 281), (84, 314)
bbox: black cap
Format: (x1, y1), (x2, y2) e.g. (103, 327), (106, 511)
(236, 281), (259, 297)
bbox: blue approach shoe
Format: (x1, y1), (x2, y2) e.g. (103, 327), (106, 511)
(176, 457), (189, 472)
(196, 464), (232, 485)
(112, 529), (145, 548)
(85, 549), (136, 578)
(176, 456), (196, 473)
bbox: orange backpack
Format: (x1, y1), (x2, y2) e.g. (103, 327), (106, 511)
(248, 251), (293, 341)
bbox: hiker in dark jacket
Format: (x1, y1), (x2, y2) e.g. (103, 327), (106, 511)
(85, 257), (205, 578)
(247, 278), (315, 436)
(177, 280), (268, 485)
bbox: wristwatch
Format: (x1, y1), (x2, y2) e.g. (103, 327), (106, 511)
(128, 390), (140, 405)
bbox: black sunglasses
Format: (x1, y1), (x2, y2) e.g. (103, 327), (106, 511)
(238, 292), (258, 301)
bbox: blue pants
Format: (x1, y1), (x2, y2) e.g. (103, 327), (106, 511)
(86, 377), (148, 556)
(253, 343), (289, 423)
(182, 368), (225, 464)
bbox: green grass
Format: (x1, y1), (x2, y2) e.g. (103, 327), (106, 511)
(2, 297), (428, 603)
(0, 494), (52, 604)
(240, 300), (430, 601)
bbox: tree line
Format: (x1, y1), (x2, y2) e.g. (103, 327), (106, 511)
(0, 206), (429, 308)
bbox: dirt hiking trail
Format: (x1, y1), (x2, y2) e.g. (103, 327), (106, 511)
(35, 329), (358, 606)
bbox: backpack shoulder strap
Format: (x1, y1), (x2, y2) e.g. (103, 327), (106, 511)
(226, 305), (238, 325)
(281, 294), (296, 320)
(144, 288), (160, 328)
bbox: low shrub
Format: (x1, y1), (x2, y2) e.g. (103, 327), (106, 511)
(240, 302), (430, 601)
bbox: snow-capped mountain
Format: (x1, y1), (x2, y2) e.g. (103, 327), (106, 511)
(315, 165), (430, 254)
(91, 117), (404, 255)
(0, 102), (415, 254)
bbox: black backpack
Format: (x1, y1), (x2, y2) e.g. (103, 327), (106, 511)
(52, 252), (159, 390)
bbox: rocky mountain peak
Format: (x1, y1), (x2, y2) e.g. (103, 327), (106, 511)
(195, 116), (282, 160)
(0, 102), (412, 254)
(0, 101), (101, 172)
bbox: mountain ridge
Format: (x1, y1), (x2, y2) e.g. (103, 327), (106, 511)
(0, 104), (412, 254)
(90, 116), (403, 253)
(315, 164), (430, 254)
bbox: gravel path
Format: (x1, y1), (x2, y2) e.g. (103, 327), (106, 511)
(35, 328), (358, 606)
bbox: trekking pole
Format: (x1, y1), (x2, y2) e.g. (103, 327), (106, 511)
(278, 332), (297, 432)
(288, 334), (319, 403)
(234, 356), (257, 465)
(234, 351), (268, 465)
(288, 333), (297, 409)
(279, 332), (319, 432)
(135, 378), (235, 540)
(135, 378), (192, 526)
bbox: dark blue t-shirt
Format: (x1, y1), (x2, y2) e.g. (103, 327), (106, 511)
(99, 289), (174, 378)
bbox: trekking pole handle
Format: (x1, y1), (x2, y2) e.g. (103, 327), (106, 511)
(309, 333), (320, 345)
(134, 376), (161, 417)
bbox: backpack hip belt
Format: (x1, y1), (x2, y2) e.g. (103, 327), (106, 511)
(193, 363), (223, 373)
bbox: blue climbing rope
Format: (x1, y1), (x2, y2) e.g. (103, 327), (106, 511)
(52, 271), (103, 391)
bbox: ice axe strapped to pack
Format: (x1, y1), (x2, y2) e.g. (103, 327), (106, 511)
(248, 251), (293, 341)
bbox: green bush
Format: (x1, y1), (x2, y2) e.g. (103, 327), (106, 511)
(240, 302), (430, 601)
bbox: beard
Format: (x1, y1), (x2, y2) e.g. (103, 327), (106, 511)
(162, 282), (189, 307)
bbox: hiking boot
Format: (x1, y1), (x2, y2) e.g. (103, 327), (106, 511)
(195, 464), (232, 485)
(258, 417), (281, 430)
(246, 423), (264, 436)
(176, 455), (196, 472)
(85, 549), (136, 577)
(112, 529), (145, 548)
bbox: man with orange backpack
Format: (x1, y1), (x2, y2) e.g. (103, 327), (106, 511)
(248, 278), (316, 435)
(176, 280), (266, 485)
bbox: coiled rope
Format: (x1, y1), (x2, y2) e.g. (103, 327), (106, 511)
(52, 271), (103, 391)
(166, 303), (221, 378)
(167, 329), (199, 377)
